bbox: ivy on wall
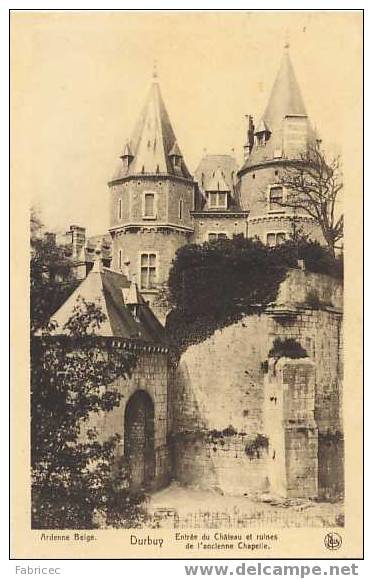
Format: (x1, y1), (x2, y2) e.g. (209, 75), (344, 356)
(166, 235), (342, 350)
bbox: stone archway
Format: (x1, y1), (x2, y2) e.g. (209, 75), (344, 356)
(124, 390), (155, 489)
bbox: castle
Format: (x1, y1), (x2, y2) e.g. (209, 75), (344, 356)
(108, 46), (323, 316)
(48, 48), (343, 506)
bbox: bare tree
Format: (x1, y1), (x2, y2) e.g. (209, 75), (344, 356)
(269, 143), (343, 257)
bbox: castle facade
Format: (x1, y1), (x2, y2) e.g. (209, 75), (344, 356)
(108, 48), (323, 313)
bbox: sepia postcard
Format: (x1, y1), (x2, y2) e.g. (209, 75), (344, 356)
(10, 10), (363, 559)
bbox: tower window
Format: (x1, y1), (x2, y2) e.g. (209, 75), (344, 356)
(208, 232), (228, 241)
(140, 253), (157, 289)
(143, 192), (157, 219)
(266, 232), (286, 247)
(269, 186), (284, 211)
(209, 192), (227, 209)
(118, 249), (122, 270)
(118, 198), (122, 220)
(252, 174), (256, 179)
(179, 199), (183, 220)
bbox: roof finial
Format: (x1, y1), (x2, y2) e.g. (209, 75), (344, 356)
(152, 60), (158, 82)
(284, 29), (290, 52)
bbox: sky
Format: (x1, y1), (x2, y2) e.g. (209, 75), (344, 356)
(11, 11), (362, 236)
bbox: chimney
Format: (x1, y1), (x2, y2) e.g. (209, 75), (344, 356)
(244, 115), (255, 160)
(92, 241), (104, 273)
(69, 225), (86, 260)
(44, 232), (56, 245)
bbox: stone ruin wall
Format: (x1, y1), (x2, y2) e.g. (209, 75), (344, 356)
(171, 270), (343, 499)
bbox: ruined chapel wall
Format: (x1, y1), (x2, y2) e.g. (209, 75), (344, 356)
(172, 271), (343, 496)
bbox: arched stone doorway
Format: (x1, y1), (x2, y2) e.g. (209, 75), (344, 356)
(124, 390), (155, 489)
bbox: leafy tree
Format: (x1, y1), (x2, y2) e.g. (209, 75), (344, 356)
(166, 235), (342, 349)
(30, 208), (79, 333)
(268, 143), (343, 257)
(166, 236), (288, 347)
(31, 298), (145, 529)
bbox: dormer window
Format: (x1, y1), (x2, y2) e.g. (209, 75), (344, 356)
(169, 141), (183, 171)
(143, 192), (157, 219)
(255, 120), (271, 147)
(209, 191), (228, 210)
(120, 143), (134, 170)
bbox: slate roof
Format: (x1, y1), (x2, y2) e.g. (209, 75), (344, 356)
(49, 265), (165, 343)
(204, 167), (231, 192)
(262, 49), (307, 133)
(240, 48), (312, 172)
(111, 79), (192, 182)
(193, 154), (245, 213)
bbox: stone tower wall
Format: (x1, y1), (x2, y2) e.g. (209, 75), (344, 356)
(239, 164), (324, 244)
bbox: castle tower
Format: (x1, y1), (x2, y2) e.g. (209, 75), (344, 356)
(238, 46), (323, 246)
(108, 70), (196, 317)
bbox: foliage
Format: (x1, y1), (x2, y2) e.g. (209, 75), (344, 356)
(268, 338), (308, 360)
(166, 235), (342, 349)
(272, 143), (343, 256)
(271, 236), (343, 279)
(245, 434), (269, 460)
(166, 236), (289, 348)
(30, 208), (79, 333)
(31, 298), (142, 529)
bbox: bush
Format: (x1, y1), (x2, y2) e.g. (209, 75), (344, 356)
(166, 235), (342, 349)
(166, 236), (288, 348)
(268, 338), (308, 360)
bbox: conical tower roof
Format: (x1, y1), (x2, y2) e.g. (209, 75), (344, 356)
(262, 47), (307, 133)
(240, 47), (312, 173)
(111, 76), (192, 182)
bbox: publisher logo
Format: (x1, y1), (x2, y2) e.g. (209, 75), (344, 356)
(324, 532), (342, 550)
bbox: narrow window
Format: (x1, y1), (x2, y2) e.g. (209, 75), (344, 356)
(179, 199), (183, 220)
(209, 192), (227, 209)
(218, 192), (227, 208)
(118, 249), (122, 270)
(269, 186), (283, 211)
(140, 253), (157, 289)
(208, 232), (227, 242)
(118, 198), (122, 220)
(266, 233), (276, 247)
(209, 192), (218, 208)
(266, 232), (286, 247)
(143, 192), (156, 218)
